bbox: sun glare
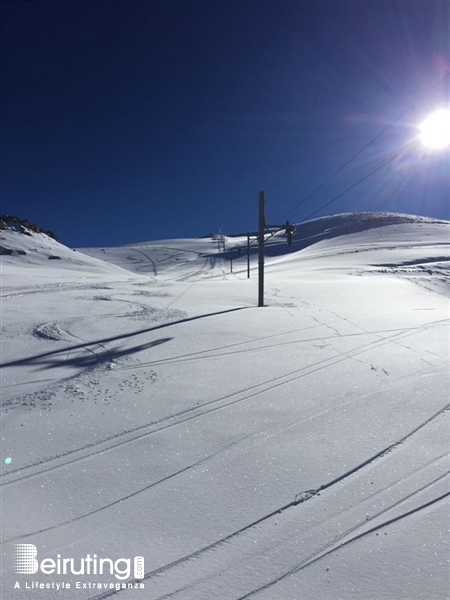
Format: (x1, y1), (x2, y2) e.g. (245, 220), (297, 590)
(419, 109), (450, 150)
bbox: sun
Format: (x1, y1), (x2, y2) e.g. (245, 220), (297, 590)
(419, 109), (450, 150)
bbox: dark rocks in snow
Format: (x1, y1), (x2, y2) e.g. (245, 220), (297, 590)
(0, 245), (27, 256)
(0, 215), (60, 242)
(48, 255), (62, 260)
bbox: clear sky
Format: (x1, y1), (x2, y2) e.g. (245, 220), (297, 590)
(2, 1), (449, 248)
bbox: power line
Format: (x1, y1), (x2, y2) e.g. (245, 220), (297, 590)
(242, 71), (450, 255)
(247, 149), (400, 252)
(278, 71), (450, 223)
(300, 150), (401, 223)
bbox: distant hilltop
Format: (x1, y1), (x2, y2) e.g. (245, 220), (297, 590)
(0, 215), (60, 242)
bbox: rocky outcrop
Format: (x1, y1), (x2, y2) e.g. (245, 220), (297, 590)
(0, 215), (60, 242)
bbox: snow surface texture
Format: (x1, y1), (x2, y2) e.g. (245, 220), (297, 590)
(1, 212), (449, 600)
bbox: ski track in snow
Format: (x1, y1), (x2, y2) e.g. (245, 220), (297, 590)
(2, 214), (449, 600)
(154, 488), (449, 600)
(2, 319), (447, 488)
(85, 407), (450, 599)
(0, 281), (129, 299)
(235, 488), (450, 600)
(4, 433), (252, 543)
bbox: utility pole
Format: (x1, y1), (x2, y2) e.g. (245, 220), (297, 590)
(257, 191), (296, 307)
(258, 191), (265, 307)
(217, 228), (226, 252)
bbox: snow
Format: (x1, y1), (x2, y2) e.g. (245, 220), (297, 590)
(1, 212), (449, 599)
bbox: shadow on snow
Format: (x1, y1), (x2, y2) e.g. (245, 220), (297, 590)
(1, 307), (248, 370)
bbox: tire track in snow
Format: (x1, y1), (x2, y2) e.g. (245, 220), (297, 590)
(156, 481), (450, 600)
(37, 318), (109, 361)
(1, 292), (186, 409)
(84, 404), (449, 599)
(0, 281), (131, 299)
(1, 324), (446, 487)
(149, 248), (209, 282)
(131, 249), (157, 276)
(320, 307), (442, 361)
(237, 483), (450, 599)
(145, 403), (450, 579)
(117, 322), (324, 370)
(172, 257), (212, 282)
(117, 321), (448, 371)
(5, 434), (250, 543)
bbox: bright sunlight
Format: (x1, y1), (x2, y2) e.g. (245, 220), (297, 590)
(419, 109), (450, 150)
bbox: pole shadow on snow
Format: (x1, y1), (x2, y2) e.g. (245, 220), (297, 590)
(10, 338), (173, 372)
(1, 307), (248, 369)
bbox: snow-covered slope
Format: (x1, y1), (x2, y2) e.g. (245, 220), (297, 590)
(0, 225), (131, 276)
(1, 213), (449, 600)
(80, 236), (222, 278)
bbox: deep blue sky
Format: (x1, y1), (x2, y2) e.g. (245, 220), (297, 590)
(2, 1), (449, 248)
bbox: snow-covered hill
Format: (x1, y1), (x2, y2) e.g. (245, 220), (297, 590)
(0, 223), (130, 274)
(1, 212), (449, 600)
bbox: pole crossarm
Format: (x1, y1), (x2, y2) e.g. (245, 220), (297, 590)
(266, 221), (296, 245)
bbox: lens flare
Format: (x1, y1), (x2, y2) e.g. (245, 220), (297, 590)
(419, 109), (450, 150)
